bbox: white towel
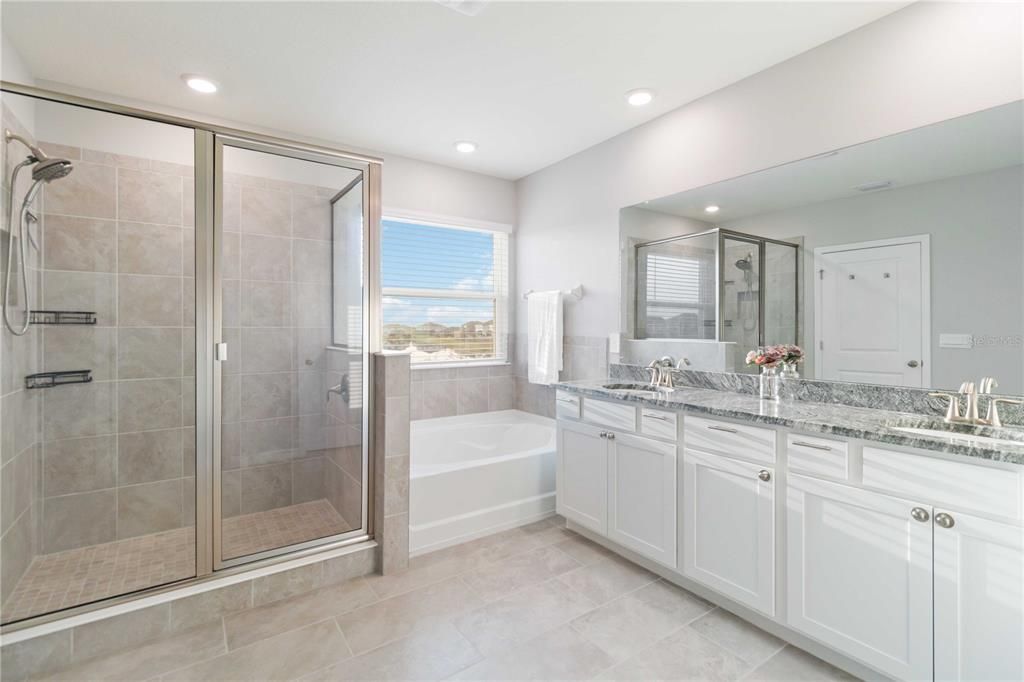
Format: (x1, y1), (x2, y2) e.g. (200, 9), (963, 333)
(527, 290), (563, 385)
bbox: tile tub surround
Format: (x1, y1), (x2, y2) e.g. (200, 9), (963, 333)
(410, 363), (514, 420)
(610, 362), (1024, 428)
(0, 542), (377, 682)
(557, 378), (1024, 464)
(1, 520), (853, 682)
(511, 333), (609, 418)
(1, 102), (44, 619)
(374, 352), (411, 575)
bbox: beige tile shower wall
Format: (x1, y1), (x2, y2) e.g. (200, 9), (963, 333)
(33, 141), (195, 554)
(511, 333), (608, 418)
(409, 364), (514, 421)
(0, 102), (43, 608)
(220, 172), (354, 522)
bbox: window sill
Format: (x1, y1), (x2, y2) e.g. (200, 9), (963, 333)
(412, 360), (511, 371)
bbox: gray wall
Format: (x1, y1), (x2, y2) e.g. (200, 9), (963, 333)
(723, 165), (1024, 393)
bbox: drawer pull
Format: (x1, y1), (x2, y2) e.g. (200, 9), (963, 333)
(707, 424), (738, 434)
(791, 440), (832, 452)
(643, 413), (671, 422)
(556, 397), (577, 404)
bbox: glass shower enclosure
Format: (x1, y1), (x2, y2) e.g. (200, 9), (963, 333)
(635, 228), (799, 372)
(0, 85), (378, 626)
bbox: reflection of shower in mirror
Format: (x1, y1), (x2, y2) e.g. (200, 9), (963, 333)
(736, 252), (757, 332)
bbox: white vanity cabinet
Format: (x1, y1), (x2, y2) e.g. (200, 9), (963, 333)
(787, 474), (934, 681)
(555, 390), (1024, 682)
(556, 420), (608, 534)
(608, 431), (677, 568)
(682, 448), (775, 615)
(788, 453), (1024, 682)
(556, 396), (678, 567)
(933, 510), (1023, 682)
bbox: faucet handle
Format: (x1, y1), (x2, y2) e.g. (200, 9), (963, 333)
(986, 397), (1022, 428)
(929, 392), (961, 421)
(959, 381), (975, 395)
(979, 377), (998, 394)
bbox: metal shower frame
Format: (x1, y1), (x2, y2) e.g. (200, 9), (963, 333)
(634, 227), (800, 347)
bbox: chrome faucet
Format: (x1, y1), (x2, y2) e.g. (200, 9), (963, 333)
(646, 356), (688, 389)
(929, 376), (1022, 427)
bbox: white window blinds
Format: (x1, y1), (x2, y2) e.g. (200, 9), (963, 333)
(381, 218), (509, 364)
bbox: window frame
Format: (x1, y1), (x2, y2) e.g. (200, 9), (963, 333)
(380, 212), (511, 367)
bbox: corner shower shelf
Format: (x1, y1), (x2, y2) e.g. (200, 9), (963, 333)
(29, 310), (97, 325)
(26, 370), (93, 390)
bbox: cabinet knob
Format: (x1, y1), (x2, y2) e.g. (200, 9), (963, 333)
(935, 512), (955, 529)
(598, 431), (607, 439)
(606, 432), (615, 440)
(911, 507), (930, 523)
(757, 470), (771, 482)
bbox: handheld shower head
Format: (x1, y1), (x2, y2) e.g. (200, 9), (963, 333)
(32, 157), (74, 182)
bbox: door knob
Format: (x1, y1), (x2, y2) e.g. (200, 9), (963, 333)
(911, 507), (930, 522)
(907, 360), (919, 368)
(935, 512), (955, 529)
(757, 470), (771, 482)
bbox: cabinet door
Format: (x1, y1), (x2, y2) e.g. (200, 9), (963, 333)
(787, 474), (932, 681)
(556, 420), (608, 534)
(682, 449), (774, 615)
(608, 432), (677, 567)
(934, 510), (1024, 682)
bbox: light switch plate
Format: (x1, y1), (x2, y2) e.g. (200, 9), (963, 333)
(939, 333), (973, 349)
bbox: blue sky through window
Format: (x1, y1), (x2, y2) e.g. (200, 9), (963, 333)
(381, 220), (495, 326)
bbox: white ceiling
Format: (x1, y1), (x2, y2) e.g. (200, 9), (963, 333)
(641, 101), (1024, 221)
(2, 1), (908, 179)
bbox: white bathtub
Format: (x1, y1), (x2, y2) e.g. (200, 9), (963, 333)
(409, 410), (556, 555)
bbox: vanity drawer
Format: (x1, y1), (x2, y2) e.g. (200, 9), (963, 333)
(684, 416), (775, 464)
(787, 433), (849, 480)
(640, 409), (678, 442)
(555, 391), (581, 419)
(862, 446), (1022, 520)
(582, 398), (637, 432)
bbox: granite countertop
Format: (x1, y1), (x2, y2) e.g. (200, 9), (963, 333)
(554, 380), (1024, 466)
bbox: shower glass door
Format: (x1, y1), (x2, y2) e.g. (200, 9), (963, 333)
(0, 92), (198, 624)
(214, 137), (368, 566)
(721, 234), (763, 373)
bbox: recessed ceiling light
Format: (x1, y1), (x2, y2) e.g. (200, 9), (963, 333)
(626, 89), (654, 107)
(704, 205), (720, 214)
(454, 141), (477, 154)
(182, 74), (218, 94)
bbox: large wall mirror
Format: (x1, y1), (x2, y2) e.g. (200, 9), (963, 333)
(619, 100), (1023, 393)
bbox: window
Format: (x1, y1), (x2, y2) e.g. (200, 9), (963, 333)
(381, 218), (509, 364)
(638, 250), (713, 339)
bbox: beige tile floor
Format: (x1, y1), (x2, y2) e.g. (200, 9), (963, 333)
(35, 517), (861, 681)
(4, 500), (351, 624)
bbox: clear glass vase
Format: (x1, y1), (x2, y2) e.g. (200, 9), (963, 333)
(759, 366), (780, 401)
(780, 363), (799, 400)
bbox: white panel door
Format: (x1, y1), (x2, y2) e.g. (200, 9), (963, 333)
(817, 240), (925, 386)
(556, 420), (608, 534)
(682, 449), (774, 615)
(787, 474), (932, 681)
(934, 510), (1024, 682)
(608, 432), (677, 568)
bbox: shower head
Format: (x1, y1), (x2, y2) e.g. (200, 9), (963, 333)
(31, 157), (73, 182)
(735, 255), (753, 271)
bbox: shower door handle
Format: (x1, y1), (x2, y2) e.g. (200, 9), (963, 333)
(215, 342), (228, 362)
